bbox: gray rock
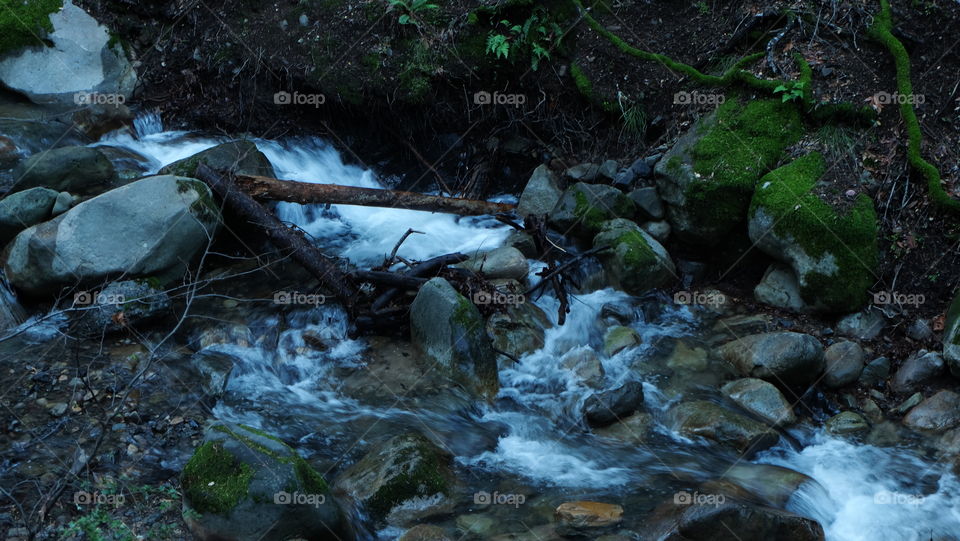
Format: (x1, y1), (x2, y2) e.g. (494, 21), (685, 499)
(892, 392), (923, 415)
(641, 220), (670, 243)
(79, 279), (171, 332)
(160, 140), (276, 178)
(181, 422), (346, 541)
(628, 186), (664, 220)
(410, 278), (497, 396)
(592, 412), (653, 444)
(50, 191), (74, 216)
(189, 349), (235, 397)
(602, 325), (642, 356)
(943, 292), (960, 378)
(721, 378), (796, 425)
(906, 319), (933, 341)
(666, 341), (709, 372)
(11, 146), (116, 194)
(836, 308), (885, 340)
(859, 357), (890, 387)
(593, 218), (675, 295)
(668, 500), (824, 541)
(503, 230), (537, 258)
(903, 390), (960, 433)
(720, 463), (818, 508)
(0, 187), (58, 243)
(583, 381), (644, 427)
(486, 294), (551, 365)
(822, 341), (865, 389)
(334, 432), (452, 520)
(598, 159), (619, 181)
(891, 350), (944, 393)
(860, 398), (883, 423)
(566, 163), (600, 182)
(458, 246), (529, 281)
(400, 524), (452, 541)
(561, 348), (605, 388)
(516, 165), (562, 218)
(717, 332), (824, 388)
(554, 501), (623, 538)
(5, 175), (220, 295)
(548, 183), (635, 239)
(666, 400), (780, 455)
(825, 411), (870, 436)
(754, 263), (807, 313)
(0, 1), (136, 106)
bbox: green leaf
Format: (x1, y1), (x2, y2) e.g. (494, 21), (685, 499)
(774, 84), (787, 93)
(398, 14), (411, 24)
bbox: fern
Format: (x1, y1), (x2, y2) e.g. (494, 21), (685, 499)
(486, 34), (510, 59)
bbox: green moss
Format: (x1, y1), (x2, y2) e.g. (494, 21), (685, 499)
(181, 442), (254, 515)
(868, 0), (960, 214)
(573, 190), (608, 233)
(750, 152), (878, 311)
(365, 436), (448, 516)
(209, 423), (329, 493)
(681, 97), (803, 237)
(175, 178), (219, 221)
(0, 0), (61, 54)
(616, 230), (656, 270)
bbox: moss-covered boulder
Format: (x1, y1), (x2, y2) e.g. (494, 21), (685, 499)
(748, 153), (878, 312)
(592, 218), (675, 295)
(333, 432), (453, 522)
(410, 277), (498, 397)
(160, 140), (276, 178)
(181, 422), (349, 541)
(548, 182), (635, 240)
(666, 400), (780, 456)
(654, 98), (802, 244)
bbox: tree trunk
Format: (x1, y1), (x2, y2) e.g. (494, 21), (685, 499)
(233, 173), (515, 216)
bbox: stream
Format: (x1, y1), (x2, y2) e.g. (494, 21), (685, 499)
(79, 117), (960, 539)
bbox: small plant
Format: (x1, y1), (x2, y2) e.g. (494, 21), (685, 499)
(774, 81), (806, 103)
(485, 6), (562, 71)
(617, 91), (646, 139)
(695, 1), (710, 15)
(387, 0), (438, 27)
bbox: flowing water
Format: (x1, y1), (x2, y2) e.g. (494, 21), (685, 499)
(85, 120), (960, 539)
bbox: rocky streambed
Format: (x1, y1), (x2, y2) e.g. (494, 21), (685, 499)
(0, 100), (958, 541)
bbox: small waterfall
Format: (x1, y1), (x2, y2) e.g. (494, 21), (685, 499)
(133, 109), (163, 138)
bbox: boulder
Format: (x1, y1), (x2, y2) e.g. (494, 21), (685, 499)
(548, 182), (635, 239)
(0, 187), (58, 243)
(748, 153), (877, 313)
(614, 157), (652, 188)
(74, 279), (171, 333)
(486, 292), (551, 364)
(189, 349), (235, 398)
(666, 401), (780, 455)
(858, 356), (891, 387)
(400, 525), (452, 541)
(10, 146), (115, 194)
(598, 159), (619, 181)
(717, 332), (824, 388)
(51, 191), (74, 215)
(825, 411), (870, 436)
(668, 500), (824, 541)
(720, 463), (818, 508)
(836, 307), (885, 340)
(628, 186), (664, 220)
(655, 98), (802, 244)
(903, 390), (960, 433)
(641, 220), (670, 243)
(5, 175), (220, 295)
(943, 291), (960, 377)
(566, 163), (600, 182)
(160, 140), (276, 178)
(754, 263), (807, 313)
(181, 422), (346, 541)
(0, 1), (136, 106)
(410, 277), (497, 396)
(593, 218), (675, 295)
(561, 347), (605, 388)
(458, 246), (529, 281)
(822, 340), (866, 388)
(592, 412), (653, 444)
(503, 230), (537, 258)
(582, 381), (644, 427)
(517, 165), (562, 217)
(554, 501), (623, 537)
(666, 341), (709, 372)
(334, 432), (452, 520)
(721, 378), (796, 425)
(891, 350), (944, 393)
(602, 324), (642, 356)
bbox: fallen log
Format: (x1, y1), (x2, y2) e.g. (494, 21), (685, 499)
(233, 173), (515, 216)
(194, 164), (359, 308)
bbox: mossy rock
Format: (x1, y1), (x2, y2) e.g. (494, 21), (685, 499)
(548, 182), (635, 240)
(333, 432), (453, 521)
(592, 218), (676, 295)
(654, 98), (803, 244)
(181, 422), (348, 541)
(0, 0), (61, 54)
(748, 152), (878, 313)
(160, 140), (276, 178)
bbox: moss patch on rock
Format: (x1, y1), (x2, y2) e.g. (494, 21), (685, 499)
(0, 0), (61, 54)
(181, 441), (255, 515)
(593, 218), (675, 295)
(749, 152), (878, 312)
